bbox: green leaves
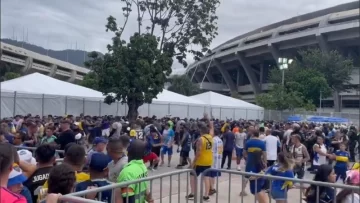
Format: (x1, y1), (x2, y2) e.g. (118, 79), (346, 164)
(167, 74), (201, 96)
(257, 48), (353, 111)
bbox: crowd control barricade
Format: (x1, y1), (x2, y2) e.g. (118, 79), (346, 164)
(199, 168), (360, 203)
(61, 169), (197, 203)
(14, 145), (65, 157)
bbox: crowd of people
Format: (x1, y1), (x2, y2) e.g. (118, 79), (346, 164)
(0, 113), (359, 203)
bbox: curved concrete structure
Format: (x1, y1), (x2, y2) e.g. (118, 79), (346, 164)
(0, 42), (90, 82)
(188, 2), (360, 109)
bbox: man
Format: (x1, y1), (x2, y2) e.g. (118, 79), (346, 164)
(221, 126), (235, 169)
(107, 137), (128, 182)
(176, 123), (192, 168)
(55, 119), (75, 156)
(110, 116), (122, 138)
(235, 127), (246, 171)
(186, 114), (214, 202)
(209, 128), (223, 195)
(23, 144), (55, 203)
(243, 131), (267, 203)
(160, 122), (175, 167)
(282, 123), (293, 152)
(87, 137), (108, 166)
(259, 127), (266, 140)
(289, 134), (310, 189)
(116, 140), (154, 203)
(263, 128), (280, 167)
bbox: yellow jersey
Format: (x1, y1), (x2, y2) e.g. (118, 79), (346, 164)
(195, 134), (213, 166)
(352, 162), (359, 170)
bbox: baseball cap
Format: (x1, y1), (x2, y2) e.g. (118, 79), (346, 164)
(17, 149), (37, 165)
(8, 165), (27, 187)
(89, 153), (111, 172)
(93, 137), (108, 145)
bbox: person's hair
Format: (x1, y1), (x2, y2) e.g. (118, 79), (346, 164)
(48, 164), (76, 195)
(64, 143), (77, 154)
(46, 126), (55, 132)
(277, 152), (293, 171)
(336, 176), (359, 203)
(259, 127), (265, 133)
(252, 131), (259, 138)
(118, 136), (130, 148)
(64, 144), (85, 166)
(0, 143), (15, 175)
(127, 139), (146, 162)
(108, 137), (125, 152)
(198, 121), (209, 135)
(35, 144), (56, 164)
(305, 164), (334, 202)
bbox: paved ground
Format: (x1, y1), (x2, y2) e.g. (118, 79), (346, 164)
(145, 153), (321, 203)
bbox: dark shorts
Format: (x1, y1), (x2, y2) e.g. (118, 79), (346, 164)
(192, 165), (211, 177)
(249, 179), (266, 195)
(293, 164), (305, 179)
(208, 171), (221, 178)
(235, 147), (243, 157)
(180, 150), (190, 159)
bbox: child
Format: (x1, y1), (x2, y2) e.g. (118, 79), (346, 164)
(266, 152), (294, 203)
(76, 153), (112, 202)
(333, 143), (350, 183)
(143, 130), (161, 170)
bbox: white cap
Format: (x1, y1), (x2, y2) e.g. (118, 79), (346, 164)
(75, 133), (82, 140)
(17, 150), (37, 165)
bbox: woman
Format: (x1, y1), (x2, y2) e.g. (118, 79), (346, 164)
(305, 164), (336, 203)
(336, 170), (360, 203)
(266, 152), (294, 203)
(312, 136), (330, 172)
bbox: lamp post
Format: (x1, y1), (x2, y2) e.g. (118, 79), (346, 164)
(278, 58), (293, 86)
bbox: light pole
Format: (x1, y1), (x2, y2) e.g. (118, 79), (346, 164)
(278, 58), (293, 86)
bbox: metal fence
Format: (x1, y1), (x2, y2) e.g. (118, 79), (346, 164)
(60, 169), (197, 203)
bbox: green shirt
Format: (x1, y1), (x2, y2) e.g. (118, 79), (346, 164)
(40, 135), (57, 144)
(117, 160), (148, 203)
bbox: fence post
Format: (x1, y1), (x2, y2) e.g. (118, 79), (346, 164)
(148, 104), (150, 117)
(116, 102), (119, 116)
(168, 103), (170, 115)
(82, 98), (85, 114)
(245, 109), (248, 120)
(65, 96), (68, 115)
(41, 94), (45, 117)
(233, 108), (235, 119)
(187, 105), (190, 117)
(98, 100), (102, 116)
(219, 107), (222, 120)
(13, 91), (17, 117)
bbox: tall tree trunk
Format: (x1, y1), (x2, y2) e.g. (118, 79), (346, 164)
(127, 100), (140, 124)
(332, 90), (341, 112)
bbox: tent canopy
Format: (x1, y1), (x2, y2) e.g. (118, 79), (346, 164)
(190, 91), (263, 110)
(0, 73), (206, 105)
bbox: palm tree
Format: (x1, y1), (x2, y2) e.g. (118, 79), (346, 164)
(167, 74), (201, 96)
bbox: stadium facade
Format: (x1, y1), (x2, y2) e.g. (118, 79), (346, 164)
(187, 1), (360, 112)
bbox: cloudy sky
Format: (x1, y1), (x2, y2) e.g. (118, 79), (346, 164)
(1, 0), (355, 71)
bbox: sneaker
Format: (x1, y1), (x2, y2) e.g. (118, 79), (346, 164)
(203, 196), (210, 202)
(185, 194), (194, 200)
(237, 165), (241, 171)
(209, 189), (216, 196)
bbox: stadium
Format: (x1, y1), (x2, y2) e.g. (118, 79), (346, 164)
(186, 1), (360, 111)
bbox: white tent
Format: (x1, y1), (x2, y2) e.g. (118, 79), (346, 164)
(0, 73), (206, 118)
(190, 91), (264, 120)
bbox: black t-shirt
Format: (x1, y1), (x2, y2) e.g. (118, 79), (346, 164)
(23, 166), (52, 203)
(55, 129), (75, 151)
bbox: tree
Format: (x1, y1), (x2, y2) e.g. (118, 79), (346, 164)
(0, 61), (23, 81)
(167, 74), (201, 96)
(86, 0), (220, 120)
(3, 72), (21, 81)
(86, 33), (172, 121)
(296, 49), (354, 111)
(79, 72), (99, 90)
(256, 84), (316, 111)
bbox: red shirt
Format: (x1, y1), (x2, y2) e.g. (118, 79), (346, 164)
(0, 187), (26, 203)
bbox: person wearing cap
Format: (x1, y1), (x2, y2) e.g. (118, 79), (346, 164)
(55, 119), (75, 154)
(87, 137), (108, 166)
(75, 153), (112, 202)
(17, 149), (37, 165)
(8, 164), (33, 203)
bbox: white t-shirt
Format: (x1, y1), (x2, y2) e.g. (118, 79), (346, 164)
(235, 132), (246, 148)
(343, 193), (359, 203)
(313, 144), (327, 166)
(111, 122), (122, 138)
(259, 133), (266, 140)
(264, 135), (280, 161)
(212, 136), (223, 169)
(284, 129), (293, 145)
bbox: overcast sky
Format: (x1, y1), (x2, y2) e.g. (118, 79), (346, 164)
(1, 0), (355, 72)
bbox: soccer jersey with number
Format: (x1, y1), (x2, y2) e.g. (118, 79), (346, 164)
(195, 134), (213, 166)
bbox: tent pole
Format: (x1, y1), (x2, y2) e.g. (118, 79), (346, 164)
(200, 55), (215, 88)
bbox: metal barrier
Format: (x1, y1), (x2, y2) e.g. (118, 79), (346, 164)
(14, 145), (65, 156)
(61, 169), (197, 203)
(199, 168), (360, 203)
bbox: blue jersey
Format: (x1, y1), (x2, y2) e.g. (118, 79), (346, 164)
(334, 150), (349, 168)
(266, 164), (294, 191)
(152, 132), (161, 144)
(145, 136), (154, 153)
(76, 179), (112, 202)
(245, 139), (266, 173)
